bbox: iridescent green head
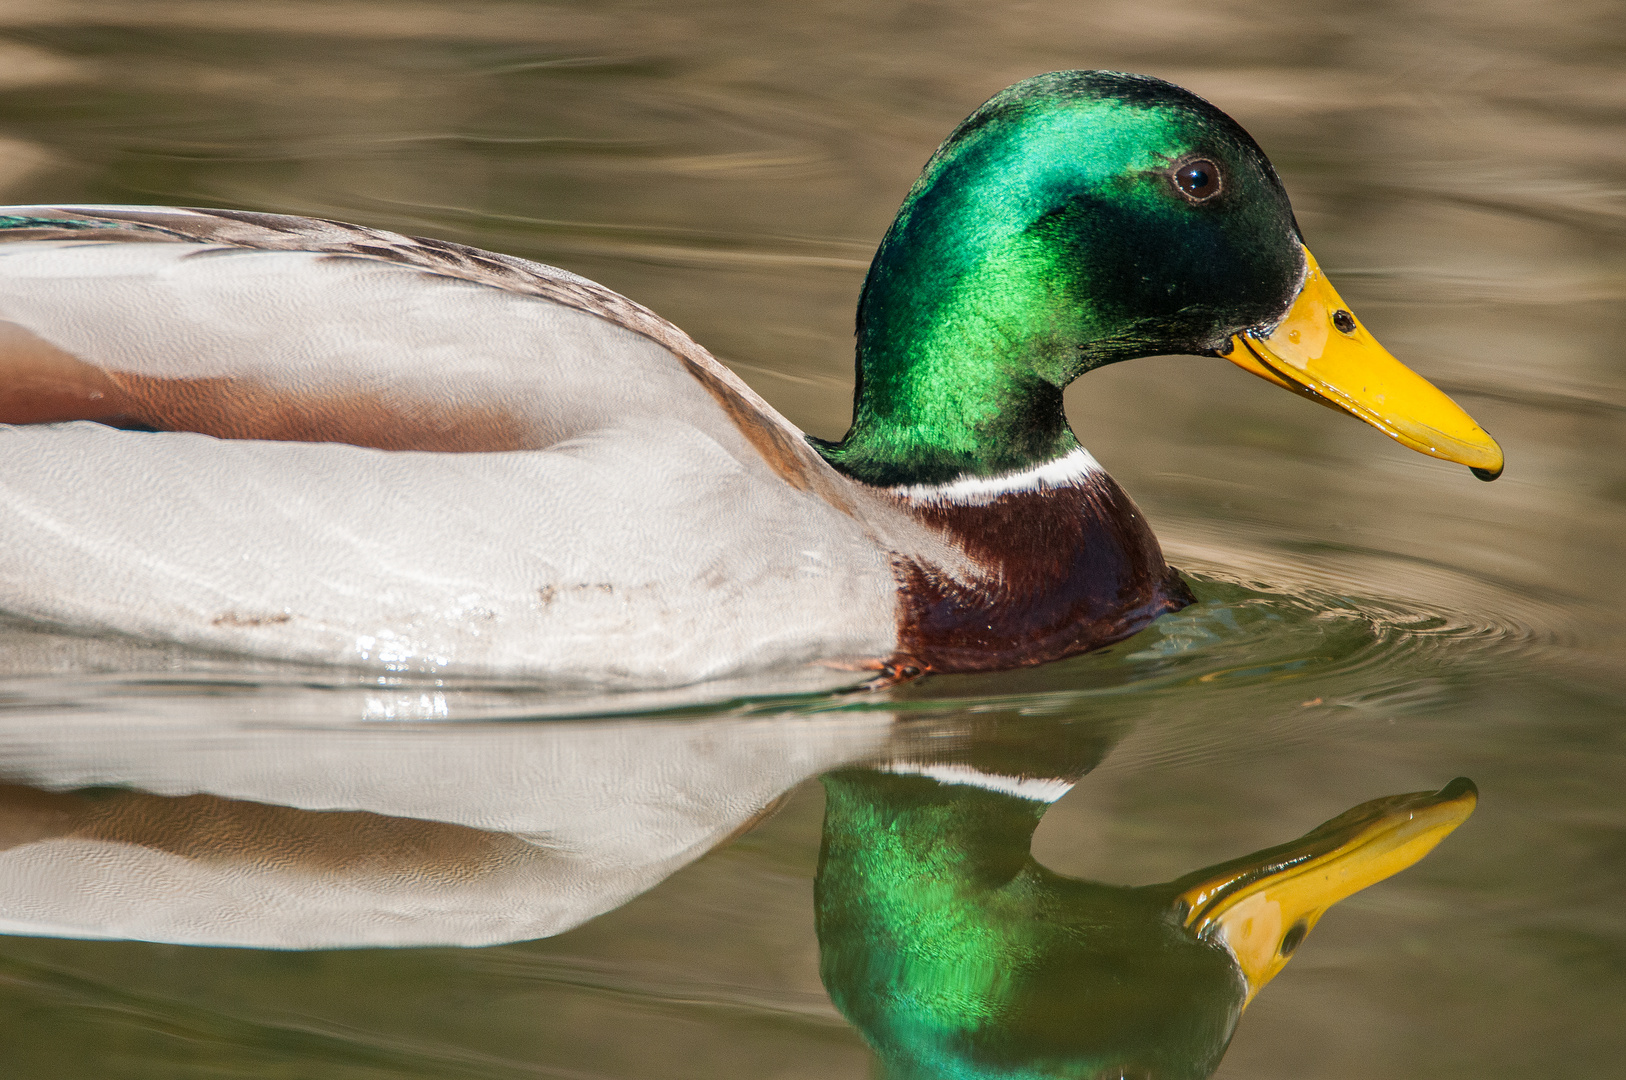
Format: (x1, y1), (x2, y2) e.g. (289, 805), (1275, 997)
(817, 70), (1305, 486)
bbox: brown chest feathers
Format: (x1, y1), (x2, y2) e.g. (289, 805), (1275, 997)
(887, 472), (1194, 675)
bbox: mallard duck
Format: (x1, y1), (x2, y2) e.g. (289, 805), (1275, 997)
(0, 71), (1502, 686)
(817, 765), (1477, 1079)
(0, 709), (895, 946)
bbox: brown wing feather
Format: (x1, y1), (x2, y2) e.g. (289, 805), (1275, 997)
(0, 319), (135, 426)
(0, 316), (536, 451)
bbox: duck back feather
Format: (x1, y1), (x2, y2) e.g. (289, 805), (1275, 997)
(0, 207), (901, 683)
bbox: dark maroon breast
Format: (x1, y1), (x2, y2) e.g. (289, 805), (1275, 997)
(889, 473), (1194, 674)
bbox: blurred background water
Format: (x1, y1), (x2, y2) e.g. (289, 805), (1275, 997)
(0, 0), (1622, 1076)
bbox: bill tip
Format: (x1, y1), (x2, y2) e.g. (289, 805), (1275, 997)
(1439, 776), (1478, 801)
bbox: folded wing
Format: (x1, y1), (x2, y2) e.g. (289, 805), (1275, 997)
(0, 207), (898, 681)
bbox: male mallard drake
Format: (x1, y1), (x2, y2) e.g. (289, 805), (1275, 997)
(817, 766), (1477, 1080)
(0, 71), (1503, 686)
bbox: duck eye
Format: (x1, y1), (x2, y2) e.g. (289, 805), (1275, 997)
(1173, 159), (1222, 202)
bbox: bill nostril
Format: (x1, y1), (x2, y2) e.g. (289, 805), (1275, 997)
(1279, 919), (1309, 957)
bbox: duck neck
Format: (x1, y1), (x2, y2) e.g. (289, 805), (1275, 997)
(820, 243), (1099, 487)
(815, 770), (1054, 1053)
(814, 132), (1119, 488)
(818, 769), (1054, 898)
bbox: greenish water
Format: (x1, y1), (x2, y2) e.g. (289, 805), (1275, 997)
(0, 1), (1622, 1077)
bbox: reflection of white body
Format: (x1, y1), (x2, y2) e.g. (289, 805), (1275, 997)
(0, 705), (893, 948)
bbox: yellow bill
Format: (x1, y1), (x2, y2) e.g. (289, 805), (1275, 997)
(1170, 777), (1477, 1007)
(1220, 247), (1504, 480)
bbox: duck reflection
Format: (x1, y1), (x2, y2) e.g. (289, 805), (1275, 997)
(0, 705), (1471, 1079)
(817, 758), (1475, 1080)
(0, 711), (894, 945)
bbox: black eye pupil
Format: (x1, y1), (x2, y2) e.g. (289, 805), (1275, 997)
(1174, 159), (1221, 201)
(1332, 309), (1357, 333)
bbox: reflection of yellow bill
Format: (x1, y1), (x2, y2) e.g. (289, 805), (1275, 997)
(1221, 248), (1504, 480)
(1173, 777), (1477, 1007)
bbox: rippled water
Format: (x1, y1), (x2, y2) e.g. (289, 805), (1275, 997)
(0, 1), (1622, 1077)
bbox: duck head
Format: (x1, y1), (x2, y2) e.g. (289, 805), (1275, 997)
(818, 70), (1502, 486)
(815, 767), (1477, 1079)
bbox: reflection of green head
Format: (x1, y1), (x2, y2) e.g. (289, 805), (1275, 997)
(815, 770), (1475, 1079)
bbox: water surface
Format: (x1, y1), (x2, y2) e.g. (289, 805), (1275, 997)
(0, 1), (1622, 1076)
